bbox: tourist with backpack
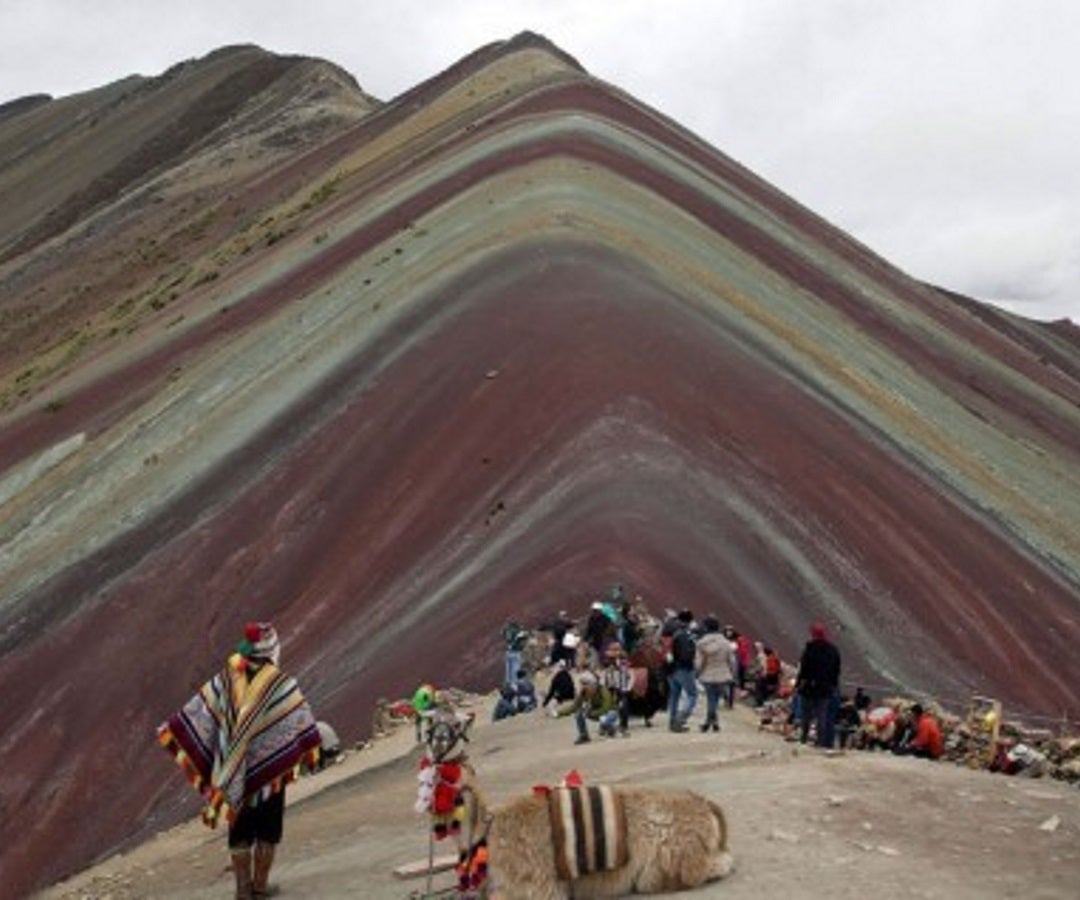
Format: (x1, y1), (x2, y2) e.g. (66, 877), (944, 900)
(666, 609), (698, 732)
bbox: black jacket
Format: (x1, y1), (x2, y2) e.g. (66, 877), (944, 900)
(542, 669), (576, 706)
(797, 639), (841, 697)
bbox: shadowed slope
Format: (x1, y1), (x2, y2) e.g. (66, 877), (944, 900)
(0, 32), (1077, 896)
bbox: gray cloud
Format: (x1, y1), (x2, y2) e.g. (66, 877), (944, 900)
(2, 0), (1076, 321)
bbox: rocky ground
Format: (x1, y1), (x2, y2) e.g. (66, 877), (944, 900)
(42, 693), (1080, 900)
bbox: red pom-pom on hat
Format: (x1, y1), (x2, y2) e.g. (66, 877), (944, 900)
(245, 622), (262, 642)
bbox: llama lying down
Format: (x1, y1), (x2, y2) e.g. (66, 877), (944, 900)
(475, 783), (734, 899)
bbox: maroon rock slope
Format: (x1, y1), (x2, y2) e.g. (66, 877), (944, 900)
(0, 32), (1077, 895)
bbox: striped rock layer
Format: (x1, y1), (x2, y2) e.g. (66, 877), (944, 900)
(0, 32), (1077, 895)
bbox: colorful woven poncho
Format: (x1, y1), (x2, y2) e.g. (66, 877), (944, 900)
(157, 652), (321, 827)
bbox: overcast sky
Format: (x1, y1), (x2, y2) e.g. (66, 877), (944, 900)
(3, 0), (1077, 322)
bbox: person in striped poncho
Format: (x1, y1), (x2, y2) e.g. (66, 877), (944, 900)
(158, 621), (321, 899)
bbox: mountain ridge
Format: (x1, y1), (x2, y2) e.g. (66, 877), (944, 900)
(0, 33), (1077, 897)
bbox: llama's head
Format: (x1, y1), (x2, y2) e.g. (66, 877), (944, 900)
(425, 710), (474, 761)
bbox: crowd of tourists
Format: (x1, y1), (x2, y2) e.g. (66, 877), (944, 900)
(488, 590), (819, 746)
(488, 589), (951, 761)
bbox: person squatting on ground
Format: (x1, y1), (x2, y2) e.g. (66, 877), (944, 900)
(666, 609), (698, 732)
(157, 621), (321, 900)
(796, 621), (841, 747)
(564, 671), (618, 744)
(542, 658), (577, 714)
(695, 615), (736, 733)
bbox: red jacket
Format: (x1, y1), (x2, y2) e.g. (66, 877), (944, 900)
(910, 713), (944, 759)
(736, 635), (753, 666)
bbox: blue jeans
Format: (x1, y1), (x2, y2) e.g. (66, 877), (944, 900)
(800, 689), (839, 747)
(575, 704), (590, 739)
(823, 689), (840, 748)
(575, 707), (616, 739)
(504, 650), (522, 686)
(668, 669), (698, 725)
(702, 681), (725, 725)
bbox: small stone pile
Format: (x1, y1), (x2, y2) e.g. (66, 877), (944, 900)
(369, 687), (482, 741)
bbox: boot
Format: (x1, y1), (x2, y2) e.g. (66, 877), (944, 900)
(231, 849), (254, 900)
(252, 843), (277, 898)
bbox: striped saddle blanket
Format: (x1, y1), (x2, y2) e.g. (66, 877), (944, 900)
(548, 785), (628, 881)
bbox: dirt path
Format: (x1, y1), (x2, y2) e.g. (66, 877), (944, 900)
(42, 698), (1080, 899)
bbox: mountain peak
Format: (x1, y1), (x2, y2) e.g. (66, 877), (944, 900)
(1, 33), (1078, 898)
